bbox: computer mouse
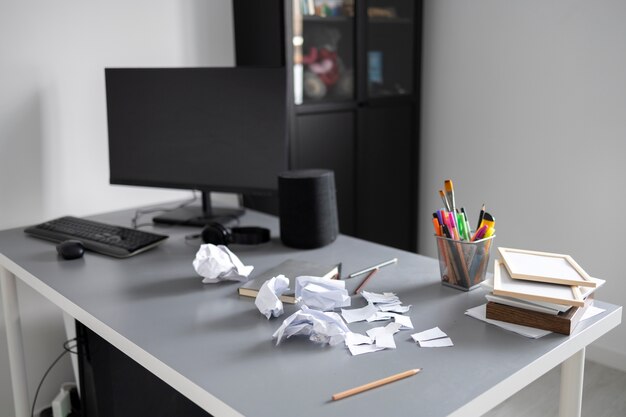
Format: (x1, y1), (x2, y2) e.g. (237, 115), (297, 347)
(56, 240), (85, 260)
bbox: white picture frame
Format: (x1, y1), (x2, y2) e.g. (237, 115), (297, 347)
(498, 247), (596, 288)
(493, 259), (584, 307)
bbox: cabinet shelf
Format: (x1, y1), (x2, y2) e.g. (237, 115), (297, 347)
(303, 15), (352, 23)
(368, 17), (413, 25)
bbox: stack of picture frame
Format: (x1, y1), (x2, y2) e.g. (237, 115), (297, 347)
(485, 247), (603, 335)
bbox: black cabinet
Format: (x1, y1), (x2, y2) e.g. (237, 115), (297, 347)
(294, 111), (356, 234)
(234, 0), (421, 251)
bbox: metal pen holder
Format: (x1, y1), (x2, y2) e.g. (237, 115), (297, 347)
(434, 234), (495, 291)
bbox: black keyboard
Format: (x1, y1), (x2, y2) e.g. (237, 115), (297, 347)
(24, 216), (168, 258)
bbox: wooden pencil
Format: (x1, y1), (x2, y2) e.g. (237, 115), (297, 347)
(332, 368), (422, 401)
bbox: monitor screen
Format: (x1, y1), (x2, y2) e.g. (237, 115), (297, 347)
(105, 67), (287, 225)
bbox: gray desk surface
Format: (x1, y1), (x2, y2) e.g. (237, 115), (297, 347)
(0, 206), (621, 417)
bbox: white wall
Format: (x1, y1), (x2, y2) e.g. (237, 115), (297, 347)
(419, 0), (626, 370)
(0, 1), (234, 414)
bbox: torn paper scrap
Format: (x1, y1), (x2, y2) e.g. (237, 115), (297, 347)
(367, 312), (414, 329)
(193, 244), (254, 283)
(411, 326), (452, 348)
(411, 327), (448, 343)
(295, 275), (350, 311)
(375, 333), (396, 349)
(341, 303), (379, 323)
(419, 337), (454, 348)
(348, 344), (386, 356)
(360, 291), (400, 305)
(345, 332), (373, 346)
(255, 275), (290, 319)
(366, 322), (402, 339)
(272, 305), (349, 346)
(378, 304), (411, 313)
(391, 314), (413, 329)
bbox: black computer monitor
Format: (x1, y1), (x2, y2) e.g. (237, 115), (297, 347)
(105, 67), (287, 226)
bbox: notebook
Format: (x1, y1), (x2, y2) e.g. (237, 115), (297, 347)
(238, 259), (341, 304)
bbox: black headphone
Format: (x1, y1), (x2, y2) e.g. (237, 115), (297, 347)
(201, 222), (270, 246)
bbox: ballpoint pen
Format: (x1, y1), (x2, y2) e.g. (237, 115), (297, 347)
(348, 258), (398, 278)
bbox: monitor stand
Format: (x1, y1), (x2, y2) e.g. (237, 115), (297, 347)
(152, 191), (245, 227)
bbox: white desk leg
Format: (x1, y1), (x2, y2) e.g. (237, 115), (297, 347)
(1, 267), (30, 417)
(559, 347), (585, 417)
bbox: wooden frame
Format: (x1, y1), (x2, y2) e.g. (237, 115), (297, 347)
(493, 259), (585, 308)
(498, 247), (596, 288)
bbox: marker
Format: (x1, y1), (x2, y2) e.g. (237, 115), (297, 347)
(439, 189), (451, 212)
(484, 226), (495, 238)
(436, 210), (444, 227)
(480, 212), (495, 230)
(476, 204), (485, 230)
(472, 224), (488, 241)
(432, 217), (442, 236)
(456, 212), (467, 240)
(460, 208), (472, 240)
(448, 212), (460, 240)
(444, 180), (456, 211)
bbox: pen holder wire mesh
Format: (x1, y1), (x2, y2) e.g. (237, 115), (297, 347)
(434, 234), (495, 291)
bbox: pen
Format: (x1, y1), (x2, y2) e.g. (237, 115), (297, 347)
(354, 267), (379, 294)
(444, 179), (456, 212)
(348, 258), (398, 278)
(332, 368), (422, 401)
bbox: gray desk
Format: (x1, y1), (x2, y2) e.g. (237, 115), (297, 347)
(0, 206), (622, 417)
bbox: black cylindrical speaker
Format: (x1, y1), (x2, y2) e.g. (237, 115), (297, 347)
(278, 169), (339, 249)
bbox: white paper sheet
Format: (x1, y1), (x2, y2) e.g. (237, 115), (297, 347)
(465, 304), (551, 339)
(581, 305), (605, 321)
(255, 275), (289, 319)
(192, 244), (254, 283)
(295, 275), (351, 311)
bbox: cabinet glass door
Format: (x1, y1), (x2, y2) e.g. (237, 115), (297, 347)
(366, 0), (414, 98)
(292, 0), (355, 105)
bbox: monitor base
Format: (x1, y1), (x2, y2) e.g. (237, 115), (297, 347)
(152, 205), (245, 227)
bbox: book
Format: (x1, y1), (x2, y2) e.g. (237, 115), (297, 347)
(238, 259), (341, 304)
(485, 295), (594, 336)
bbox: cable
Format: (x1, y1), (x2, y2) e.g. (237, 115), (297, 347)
(30, 338), (78, 417)
(131, 191), (198, 229)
